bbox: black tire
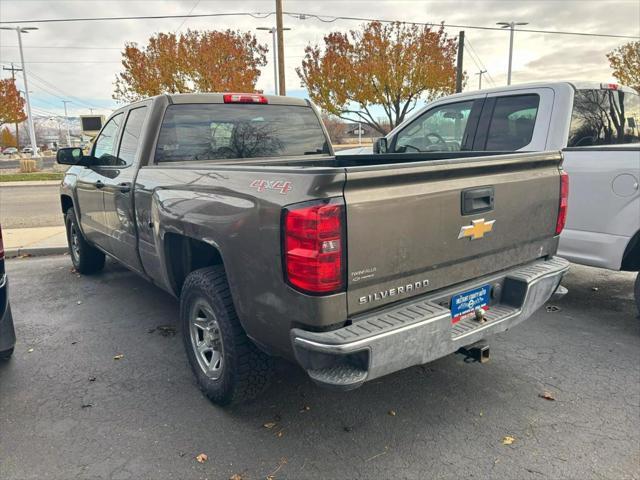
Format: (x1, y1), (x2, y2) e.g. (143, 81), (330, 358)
(0, 347), (14, 360)
(635, 273), (640, 315)
(65, 208), (105, 274)
(180, 266), (273, 405)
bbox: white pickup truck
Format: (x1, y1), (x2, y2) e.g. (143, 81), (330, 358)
(343, 82), (640, 311)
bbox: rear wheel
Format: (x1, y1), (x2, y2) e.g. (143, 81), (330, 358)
(65, 208), (105, 274)
(180, 266), (273, 405)
(634, 273), (640, 315)
(0, 347), (14, 360)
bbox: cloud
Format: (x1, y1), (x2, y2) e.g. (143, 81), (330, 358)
(0, 0), (637, 116)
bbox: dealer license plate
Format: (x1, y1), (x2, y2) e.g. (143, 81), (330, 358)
(450, 284), (491, 324)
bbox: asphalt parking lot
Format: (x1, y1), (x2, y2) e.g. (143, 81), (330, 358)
(1, 255), (638, 480)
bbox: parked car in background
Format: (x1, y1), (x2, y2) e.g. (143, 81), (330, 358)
(0, 225), (16, 360)
(56, 92), (568, 405)
(2, 147), (18, 155)
(351, 81), (640, 312)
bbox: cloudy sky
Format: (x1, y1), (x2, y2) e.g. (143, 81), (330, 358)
(0, 0), (638, 117)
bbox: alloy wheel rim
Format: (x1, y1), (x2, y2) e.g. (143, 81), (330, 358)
(189, 299), (224, 379)
(70, 223), (80, 262)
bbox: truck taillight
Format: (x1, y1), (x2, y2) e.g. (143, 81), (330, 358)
(223, 93), (268, 104)
(283, 199), (345, 294)
(555, 171), (569, 235)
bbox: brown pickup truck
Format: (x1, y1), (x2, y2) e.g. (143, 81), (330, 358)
(57, 93), (569, 405)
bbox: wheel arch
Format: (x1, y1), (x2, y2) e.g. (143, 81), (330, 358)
(621, 229), (640, 272)
(163, 233), (226, 296)
(60, 194), (74, 214)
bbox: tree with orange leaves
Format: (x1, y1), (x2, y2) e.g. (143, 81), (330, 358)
(113, 30), (268, 102)
(607, 41), (640, 93)
(297, 21), (460, 134)
(0, 78), (26, 128)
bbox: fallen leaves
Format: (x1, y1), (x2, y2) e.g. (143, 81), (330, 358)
(539, 391), (556, 401)
(27, 348), (34, 353)
(265, 457), (288, 479)
(229, 474), (243, 480)
(388, 410), (397, 416)
(89, 376), (96, 382)
(263, 421), (277, 430)
(113, 354), (124, 360)
(81, 403), (93, 409)
(502, 435), (516, 445)
(195, 453), (208, 463)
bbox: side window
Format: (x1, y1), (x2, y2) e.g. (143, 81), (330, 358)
(93, 113), (123, 166)
(117, 107), (149, 167)
(485, 94), (539, 150)
(394, 101), (474, 153)
(568, 89), (640, 147)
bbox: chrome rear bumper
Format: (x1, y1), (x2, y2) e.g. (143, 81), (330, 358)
(291, 257), (570, 390)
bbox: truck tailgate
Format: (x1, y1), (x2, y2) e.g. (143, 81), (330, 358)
(344, 151), (563, 314)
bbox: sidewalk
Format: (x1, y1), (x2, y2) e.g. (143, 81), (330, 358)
(0, 181), (62, 187)
(3, 226), (68, 258)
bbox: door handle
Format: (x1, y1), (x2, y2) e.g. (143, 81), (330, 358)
(118, 182), (132, 193)
(461, 186), (495, 215)
(95, 180), (104, 189)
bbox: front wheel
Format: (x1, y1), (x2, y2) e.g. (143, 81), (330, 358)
(180, 266), (273, 405)
(65, 208), (105, 274)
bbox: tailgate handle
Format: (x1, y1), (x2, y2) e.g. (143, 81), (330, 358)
(462, 187), (494, 215)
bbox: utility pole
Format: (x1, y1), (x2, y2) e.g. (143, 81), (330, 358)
(1, 26), (39, 156)
(62, 100), (72, 146)
(257, 26), (291, 95)
(475, 69), (487, 90)
(2, 63), (22, 147)
(497, 21), (528, 85)
(275, 0), (286, 95)
(455, 31), (465, 93)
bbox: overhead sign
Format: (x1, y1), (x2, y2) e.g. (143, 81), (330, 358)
(80, 115), (104, 135)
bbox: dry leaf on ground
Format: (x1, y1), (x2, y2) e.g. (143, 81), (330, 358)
(195, 453), (208, 463)
(388, 410), (396, 416)
(502, 435), (516, 445)
(229, 474), (243, 480)
(539, 391), (556, 401)
(113, 354), (124, 360)
(263, 421), (277, 429)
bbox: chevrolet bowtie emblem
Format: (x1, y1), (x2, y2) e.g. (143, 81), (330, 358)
(458, 218), (495, 240)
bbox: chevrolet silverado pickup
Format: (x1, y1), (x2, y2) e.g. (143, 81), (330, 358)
(347, 82), (639, 312)
(57, 92), (569, 405)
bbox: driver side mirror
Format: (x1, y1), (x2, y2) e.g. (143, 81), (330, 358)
(57, 147), (88, 166)
(373, 137), (388, 154)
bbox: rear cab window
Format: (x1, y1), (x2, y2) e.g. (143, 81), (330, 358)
(155, 104), (330, 162)
(484, 94), (539, 150)
(568, 87), (640, 147)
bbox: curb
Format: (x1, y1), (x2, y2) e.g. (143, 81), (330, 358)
(5, 246), (68, 259)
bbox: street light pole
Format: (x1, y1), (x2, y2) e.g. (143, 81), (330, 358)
(257, 26), (291, 95)
(62, 100), (72, 146)
(475, 69), (487, 89)
(275, 0), (286, 95)
(1, 26), (39, 156)
(496, 21), (528, 85)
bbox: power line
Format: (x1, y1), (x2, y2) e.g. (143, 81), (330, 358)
(1, 10), (635, 39)
(173, 0), (201, 34)
(2, 45), (121, 50)
(465, 37), (497, 87)
(26, 70), (103, 110)
(283, 12), (639, 39)
(0, 11), (274, 24)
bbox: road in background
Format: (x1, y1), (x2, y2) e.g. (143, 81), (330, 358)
(1, 257), (638, 480)
(0, 184), (63, 228)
